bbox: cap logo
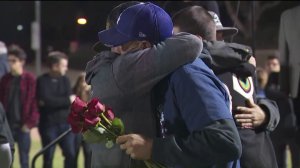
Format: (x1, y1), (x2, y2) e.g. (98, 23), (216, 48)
(117, 16), (121, 25)
(208, 11), (223, 27)
(139, 32), (146, 38)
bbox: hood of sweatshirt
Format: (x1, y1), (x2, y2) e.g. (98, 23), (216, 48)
(202, 40), (255, 78)
(85, 50), (118, 85)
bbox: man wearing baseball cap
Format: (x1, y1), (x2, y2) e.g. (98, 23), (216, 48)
(113, 3), (242, 168)
(85, 2), (202, 167)
(208, 11), (238, 41)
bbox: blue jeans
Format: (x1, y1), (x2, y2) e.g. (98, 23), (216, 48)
(39, 123), (76, 168)
(74, 134), (91, 168)
(12, 128), (31, 168)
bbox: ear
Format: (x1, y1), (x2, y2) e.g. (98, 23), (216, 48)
(21, 60), (26, 66)
(141, 41), (152, 49)
(173, 26), (180, 34)
(195, 35), (202, 40)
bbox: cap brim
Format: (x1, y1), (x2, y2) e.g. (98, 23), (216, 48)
(98, 27), (132, 47)
(92, 41), (110, 53)
(217, 27), (238, 37)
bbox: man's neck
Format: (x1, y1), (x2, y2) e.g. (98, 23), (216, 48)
(49, 71), (61, 78)
(11, 68), (23, 76)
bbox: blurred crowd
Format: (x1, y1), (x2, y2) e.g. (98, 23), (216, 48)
(0, 1), (299, 168)
(0, 43), (92, 168)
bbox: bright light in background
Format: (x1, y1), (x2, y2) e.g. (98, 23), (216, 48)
(77, 18), (87, 25)
(17, 25), (23, 31)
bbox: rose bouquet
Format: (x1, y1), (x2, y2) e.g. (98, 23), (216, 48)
(67, 97), (164, 168)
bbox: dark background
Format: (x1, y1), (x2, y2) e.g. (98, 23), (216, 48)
(0, 1), (299, 69)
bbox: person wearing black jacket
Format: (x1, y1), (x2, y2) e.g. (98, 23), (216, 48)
(37, 51), (76, 168)
(170, 6), (279, 168)
(0, 102), (14, 168)
(265, 70), (299, 167)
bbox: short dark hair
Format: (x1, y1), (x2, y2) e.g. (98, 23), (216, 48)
(267, 55), (279, 60)
(164, 1), (220, 18)
(172, 6), (216, 41)
(8, 45), (27, 61)
(106, 1), (141, 29)
(47, 51), (68, 68)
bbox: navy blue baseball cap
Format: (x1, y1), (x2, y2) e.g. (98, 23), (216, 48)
(98, 2), (173, 47)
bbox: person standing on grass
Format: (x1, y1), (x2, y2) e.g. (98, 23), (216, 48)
(37, 51), (76, 168)
(73, 73), (92, 168)
(0, 45), (40, 168)
(0, 102), (14, 168)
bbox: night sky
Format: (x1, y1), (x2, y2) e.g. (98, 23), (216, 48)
(0, 1), (299, 64)
(0, 1), (165, 62)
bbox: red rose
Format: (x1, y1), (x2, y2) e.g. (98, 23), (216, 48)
(84, 111), (101, 127)
(67, 112), (85, 133)
(71, 97), (87, 114)
(87, 98), (105, 115)
(68, 97), (88, 133)
(104, 108), (115, 120)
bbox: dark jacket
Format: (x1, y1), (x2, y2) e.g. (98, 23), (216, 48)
(85, 33), (203, 168)
(0, 54), (9, 79)
(37, 73), (72, 126)
(152, 58), (242, 168)
(0, 102), (14, 155)
(0, 71), (39, 129)
(202, 41), (280, 131)
(204, 41), (279, 168)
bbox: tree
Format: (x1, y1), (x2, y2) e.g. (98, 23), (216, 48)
(224, 1), (281, 39)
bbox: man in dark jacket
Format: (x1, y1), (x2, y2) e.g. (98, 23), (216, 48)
(0, 45), (39, 168)
(0, 102), (14, 168)
(0, 41), (9, 79)
(85, 2), (203, 167)
(37, 51), (76, 168)
(169, 6), (280, 168)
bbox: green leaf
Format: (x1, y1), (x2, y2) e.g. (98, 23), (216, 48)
(82, 128), (106, 143)
(111, 118), (125, 135)
(105, 140), (114, 149)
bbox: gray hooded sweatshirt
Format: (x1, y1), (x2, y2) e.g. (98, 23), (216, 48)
(85, 33), (203, 168)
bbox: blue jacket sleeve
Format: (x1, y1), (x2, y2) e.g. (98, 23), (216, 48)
(173, 67), (233, 130)
(152, 67), (242, 167)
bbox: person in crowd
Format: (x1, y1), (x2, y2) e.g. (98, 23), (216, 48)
(256, 67), (269, 98)
(73, 73), (92, 168)
(265, 55), (281, 74)
(207, 11), (238, 41)
(279, 5), (300, 123)
(85, 2), (203, 167)
(265, 55), (281, 91)
(37, 51), (76, 168)
(259, 58), (299, 167)
(0, 45), (39, 168)
(278, 7), (300, 166)
(0, 41), (9, 79)
(0, 102), (14, 168)
(163, 6), (279, 168)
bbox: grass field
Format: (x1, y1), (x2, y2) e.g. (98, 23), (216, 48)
(12, 128), (84, 168)
(11, 128), (293, 168)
